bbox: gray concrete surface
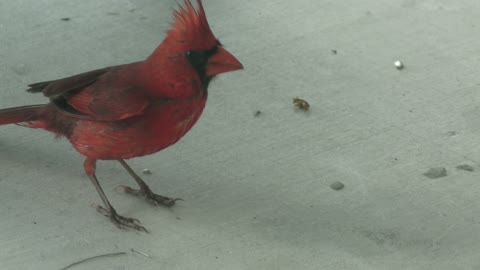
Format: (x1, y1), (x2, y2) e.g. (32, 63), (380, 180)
(1, 0), (480, 269)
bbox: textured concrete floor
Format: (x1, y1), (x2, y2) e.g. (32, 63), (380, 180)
(1, 0), (480, 269)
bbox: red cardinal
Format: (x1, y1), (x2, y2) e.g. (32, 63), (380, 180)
(0, 0), (242, 232)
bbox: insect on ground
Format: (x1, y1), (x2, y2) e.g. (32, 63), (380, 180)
(293, 97), (310, 111)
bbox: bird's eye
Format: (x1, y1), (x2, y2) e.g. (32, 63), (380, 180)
(185, 50), (208, 70)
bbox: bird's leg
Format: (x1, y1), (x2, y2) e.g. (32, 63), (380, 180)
(115, 159), (182, 207)
(84, 158), (147, 232)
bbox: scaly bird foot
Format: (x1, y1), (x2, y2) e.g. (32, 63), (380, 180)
(95, 204), (148, 233)
(114, 185), (182, 207)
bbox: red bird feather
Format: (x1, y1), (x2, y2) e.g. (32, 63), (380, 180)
(0, 0), (242, 232)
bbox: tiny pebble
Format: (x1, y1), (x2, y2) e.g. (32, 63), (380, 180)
(254, 110), (262, 117)
(394, 60), (404, 70)
(423, 167), (447, 179)
(331, 49), (337, 54)
(60, 17), (71, 21)
(330, 181), (345, 191)
(456, 164), (474, 172)
(142, 168), (152, 175)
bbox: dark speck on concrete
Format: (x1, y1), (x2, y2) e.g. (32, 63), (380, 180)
(60, 17), (71, 21)
(456, 164), (474, 172)
(445, 131), (457, 136)
(330, 181), (345, 190)
(423, 167), (447, 179)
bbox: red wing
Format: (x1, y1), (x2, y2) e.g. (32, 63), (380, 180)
(61, 85), (149, 121)
(28, 64), (149, 121)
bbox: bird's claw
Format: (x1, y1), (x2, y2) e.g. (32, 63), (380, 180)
(95, 204), (148, 233)
(114, 184), (182, 207)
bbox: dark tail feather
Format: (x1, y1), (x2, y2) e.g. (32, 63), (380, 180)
(0, 105), (46, 125)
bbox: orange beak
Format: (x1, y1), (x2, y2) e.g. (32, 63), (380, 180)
(206, 47), (243, 76)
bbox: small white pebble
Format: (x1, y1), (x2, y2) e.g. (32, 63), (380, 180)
(394, 60), (404, 70)
(142, 168), (152, 175)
